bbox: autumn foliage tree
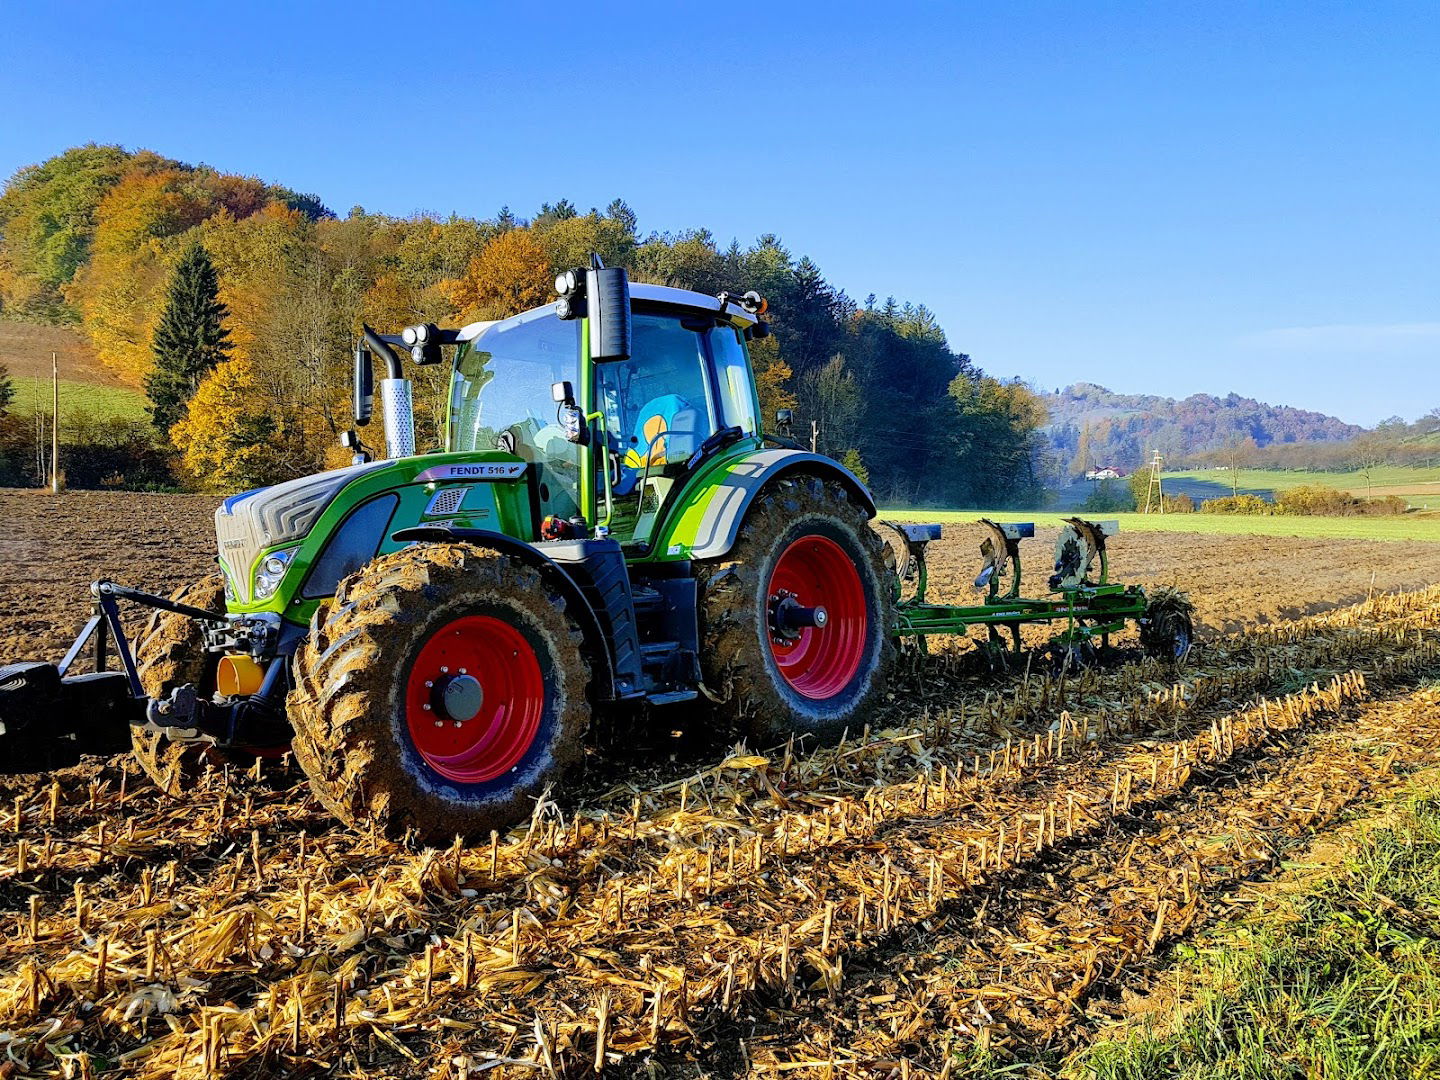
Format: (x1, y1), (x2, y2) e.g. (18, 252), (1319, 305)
(145, 242), (231, 432)
(0, 144), (145, 319)
(447, 227), (553, 321)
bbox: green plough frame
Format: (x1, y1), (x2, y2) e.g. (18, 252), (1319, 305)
(882, 518), (1149, 655)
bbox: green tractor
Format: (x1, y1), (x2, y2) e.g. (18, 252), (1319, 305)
(1, 264), (894, 841)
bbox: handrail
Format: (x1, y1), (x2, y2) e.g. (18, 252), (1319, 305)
(586, 410), (614, 527)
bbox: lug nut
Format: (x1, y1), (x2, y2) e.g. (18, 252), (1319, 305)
(425, 680), (433, 688)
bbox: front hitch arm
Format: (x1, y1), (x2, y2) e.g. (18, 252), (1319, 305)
(59, 580), (231, 697)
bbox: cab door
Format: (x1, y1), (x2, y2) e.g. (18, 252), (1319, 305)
(592, 311), (720, 546)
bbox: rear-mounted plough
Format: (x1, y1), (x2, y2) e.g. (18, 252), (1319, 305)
(882, 516), (1193, 671)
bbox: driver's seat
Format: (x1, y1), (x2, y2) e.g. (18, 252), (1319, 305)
(624, 394), (699, 469)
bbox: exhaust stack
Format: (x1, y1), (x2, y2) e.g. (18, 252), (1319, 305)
(379, 378), (416, 459)
(359, 325), (415, 460)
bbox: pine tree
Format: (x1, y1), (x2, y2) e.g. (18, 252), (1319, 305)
(145, 242), (230, 432)
(0, 361), (14, 416)
(841, 448), (870, 486)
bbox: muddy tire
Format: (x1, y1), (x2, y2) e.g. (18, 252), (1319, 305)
(1141, 587), (1196, 664)
(130, 575), (225, 793)
(696, 475), (893, 744)
(287, 543), (591, 843)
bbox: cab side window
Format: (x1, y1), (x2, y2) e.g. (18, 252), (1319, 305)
(708, 325), (760, 435)
(596, 314), (717, 471)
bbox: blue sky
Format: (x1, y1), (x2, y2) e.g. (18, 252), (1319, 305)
(2, 1), (1435, 426)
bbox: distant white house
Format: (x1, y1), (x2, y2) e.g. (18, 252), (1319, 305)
(1085, 467), (1124, 481)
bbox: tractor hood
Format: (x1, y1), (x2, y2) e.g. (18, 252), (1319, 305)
(215, 461), (388, 603)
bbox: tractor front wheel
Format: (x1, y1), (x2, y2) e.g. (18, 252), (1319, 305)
(131, 574), (225, 793)
(286, 543), (590, 843)
(697, 475), (893, 743)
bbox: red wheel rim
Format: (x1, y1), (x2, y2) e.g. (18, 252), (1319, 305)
(405, 615), (545, 784)
(767, 534), (868, 700)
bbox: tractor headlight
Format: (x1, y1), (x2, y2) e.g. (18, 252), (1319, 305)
(222, 565), (238, 604)
(253, 547), (299, 601)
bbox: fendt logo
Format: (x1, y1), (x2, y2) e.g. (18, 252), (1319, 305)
(414, 463), (528, 483)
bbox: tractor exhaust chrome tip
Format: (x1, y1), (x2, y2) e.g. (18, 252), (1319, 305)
(379, 378), (416, 459)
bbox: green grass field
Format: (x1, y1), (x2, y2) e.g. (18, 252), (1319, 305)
(882, 508), (1440, 542)
(10, 376), (148, 424)
(1163, 465), (1440, 506)
(1068, 763), (1440, 1079)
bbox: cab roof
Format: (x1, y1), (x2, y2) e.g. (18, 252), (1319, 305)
(458, 283), (759, 343)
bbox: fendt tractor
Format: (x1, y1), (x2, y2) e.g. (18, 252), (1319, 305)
(0, 261), (1193, 842)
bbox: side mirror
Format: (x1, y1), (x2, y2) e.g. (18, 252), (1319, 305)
(552, 380), (588, 445)
(353, 345), (374, 427)
(776, 408), (794, 436)
(586, 266), (631, 362)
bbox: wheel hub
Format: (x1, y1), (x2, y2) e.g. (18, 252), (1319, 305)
(434, 673), (484, 723)
(768, 590), (829, 644)
(765, 534), (868, 700)
(404, 615), (544, 784)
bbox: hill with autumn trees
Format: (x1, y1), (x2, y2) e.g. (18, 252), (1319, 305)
(0, 144), (1048, 505)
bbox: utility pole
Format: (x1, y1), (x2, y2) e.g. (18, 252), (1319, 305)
(810, 420), (819, 454)
(51, 352), (60, 493)
(1142, 449), (1165, 514)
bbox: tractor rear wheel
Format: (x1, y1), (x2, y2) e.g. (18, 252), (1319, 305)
(131, 575), (225, 793)
(287, 543), (590, 843)
(696, 475), (893, 743)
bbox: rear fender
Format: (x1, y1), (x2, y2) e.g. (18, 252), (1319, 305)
(390, 526), (616, 701)
(656, 449), (876, 561)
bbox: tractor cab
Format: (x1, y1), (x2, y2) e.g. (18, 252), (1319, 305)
(444, 277), (766, 551)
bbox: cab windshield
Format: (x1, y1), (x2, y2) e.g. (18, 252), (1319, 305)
(448, 307), (582, 521)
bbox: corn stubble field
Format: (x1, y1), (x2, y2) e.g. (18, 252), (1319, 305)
(3, 492), (1440, 1078)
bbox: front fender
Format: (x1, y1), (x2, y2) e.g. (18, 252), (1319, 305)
(654, 449), (876, 561)
(390, 526), (617, 701)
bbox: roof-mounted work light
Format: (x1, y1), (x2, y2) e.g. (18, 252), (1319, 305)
(402, 323), (444, 365)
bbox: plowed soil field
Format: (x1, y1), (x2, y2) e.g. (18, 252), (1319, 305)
(2, 489), (1440, 1078)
